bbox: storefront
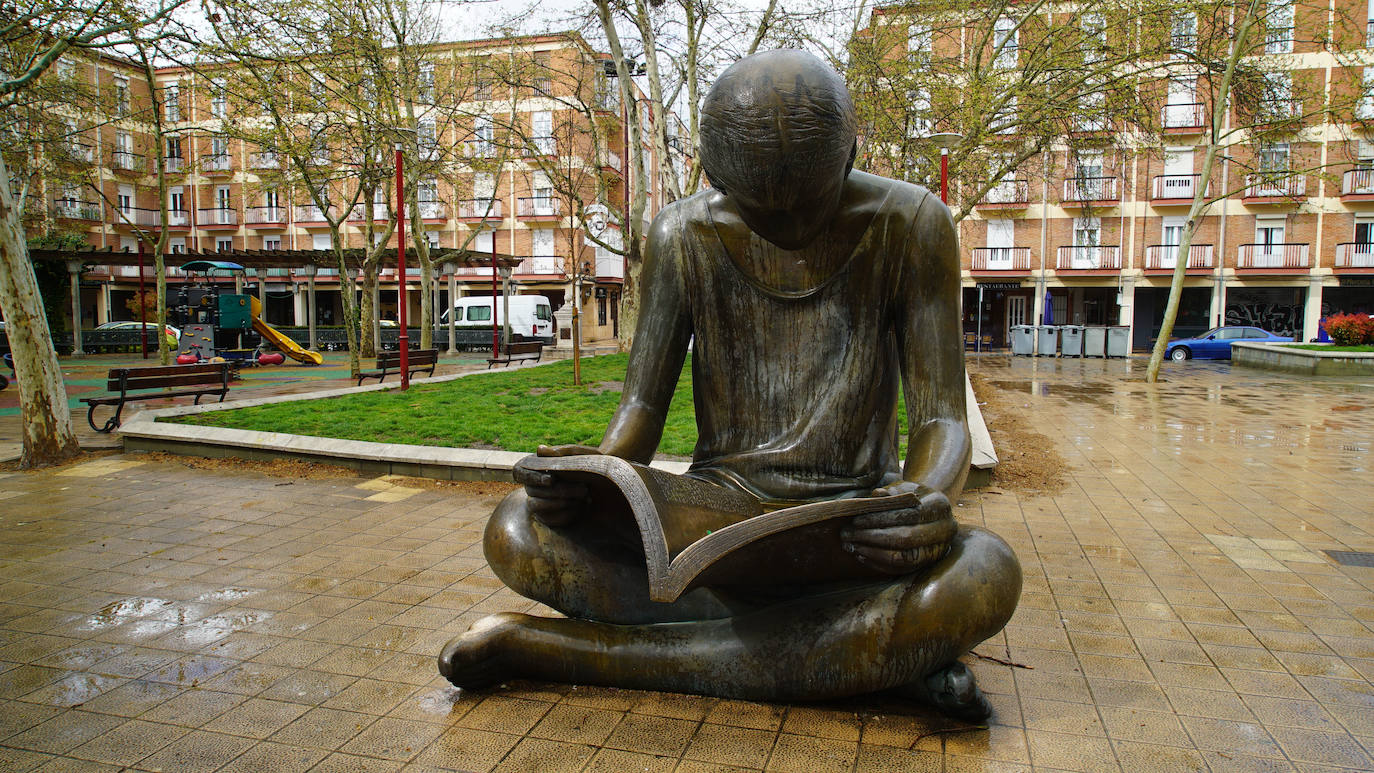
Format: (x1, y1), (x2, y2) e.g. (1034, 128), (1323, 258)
(1224, 286), (1306, 339)
(1132, 286), (1212, 350)
(963, 282), (1031, 349)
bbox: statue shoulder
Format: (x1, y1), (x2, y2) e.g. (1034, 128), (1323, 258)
(647, 192), (714, 244)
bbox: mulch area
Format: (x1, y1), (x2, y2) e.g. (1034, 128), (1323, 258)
(969, 372), (1067, 494)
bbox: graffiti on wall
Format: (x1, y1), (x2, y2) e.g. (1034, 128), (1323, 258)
(1225, 303), (1302, 337)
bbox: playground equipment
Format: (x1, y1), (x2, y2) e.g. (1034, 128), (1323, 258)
(175, 260), (323, 365)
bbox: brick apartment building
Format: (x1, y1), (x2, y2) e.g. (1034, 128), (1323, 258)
(867, 1), (1374, 350)
(34, 31), (682, 347)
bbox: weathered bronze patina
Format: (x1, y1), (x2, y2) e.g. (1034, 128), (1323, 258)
(439, 49), (1021, 720)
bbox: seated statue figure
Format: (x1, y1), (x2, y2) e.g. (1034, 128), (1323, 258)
(439, 49), (1021, 721)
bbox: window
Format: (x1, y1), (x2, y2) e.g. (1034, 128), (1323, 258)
(1261, 71), (1294, 117)
(993, 16), (1018, 69)
(532, 172), (553, 211)
(474, 172), (495, 203)
(168, 186), (184, 216)
(166, 137), (182, 161)
(1171, 12), (1197, 55)
(216, 237), (233, 252)
(467, 304), (492, 321)
(418, 118), (437, 159)
(906, 89), (932, 137)
(473, 228), (494, 254)
(985, 219), (1014, 269)
(115, 131), (134, 168)
(211, 78), (227, 118)
(1359, 68), (1374, 120)
(263, 236), (281, 250)
(1254, 216), (1286, 266)
(1076, 89), (1107, 132)
(907, 20), (932, 56)
(1082, 12), (1106, 63)
(1073, 150), (1105, 199)
(532, 228), (554, 256)
(1162, 216), (1185, 248)
(532, 111), (554, 154)
(532, 50), (551, 92)
(1258, 142), (1290, 173)
(425, 230), (440, 249)
(994, 94), (1017, 134)
(598, 294), (607, 325)
(1072, 217), (1101, 267)
(114, 76), (130, 115)
(474, 114), (494, 156)
(312, 233), (331, 250)
(418, 61), (435, 100)
(264, 190), (279, 211)
(117, 184), (134, 215)
(1265, 0), (1294, 54)
(164, 83), (180, 121)
(169, 238), (186, 254)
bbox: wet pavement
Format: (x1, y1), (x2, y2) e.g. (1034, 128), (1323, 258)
(0, 355), (1371, 772)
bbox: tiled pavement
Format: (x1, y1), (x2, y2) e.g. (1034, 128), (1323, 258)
(0, 355), (1371, 772)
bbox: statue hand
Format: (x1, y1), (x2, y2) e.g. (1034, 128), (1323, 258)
(841, 482), (957, 575)
(513, 446), (602, 526)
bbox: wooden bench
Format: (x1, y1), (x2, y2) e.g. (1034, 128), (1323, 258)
(82, 362), (237, 433)
(357, 348), (438, 386)
(487, 341), (544, 368)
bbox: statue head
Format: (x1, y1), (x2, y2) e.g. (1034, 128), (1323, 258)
(700, 49), (858, 249)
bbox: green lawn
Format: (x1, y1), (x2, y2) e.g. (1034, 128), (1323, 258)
(1286, 344), (1374, 352)
(171, 353), (914, 458)
(170, 354), (702, 457)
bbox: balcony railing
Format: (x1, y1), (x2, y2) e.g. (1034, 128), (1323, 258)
(979, 179), (1029, 206)
(1244, 173), (1305, 199)
(971, 247), (1031, 271)
(524, 136), (556, 156)
(1264, 26), (1294, 54)
(67, 141), (94, 163)
(197, 207), (237, 226)
(164, 209), (191, 228)
(1255, 98), (1301, 123)
(1237, 243), (1309, 269)
(417, 201), (446, 220)
(250, 152), (281, 169)
(113, 207), (190, 228)
(1367, 20), (1374, 48)
(294, 205), (329, 223)
(1342, 168), (1374, 195)
(245, 206), (286, 225)
(1153, 174), (1201, 200)
(1144, 244), (1214, 270)
(517, 256), (566, 275)
(1055, 245), (1121, 270)
(201, 154), (232, 172)
(1336, 243), (1374, 268)
(111, 150), (143, 172)
(463, 140), (495, 159)
(595, 251), (625, 279)
(1062, 177), (1118, 203)
(517, 197), (561, 218)
(1162, 102), (1205, 130)
(457, 198), (502, 220)
(162, 155), (184, 173)
(600, 150), (622, 172)
(54, 199), (101, 220)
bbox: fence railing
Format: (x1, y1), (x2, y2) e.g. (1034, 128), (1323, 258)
(1062, 177), (1118, 202)
(1244, 174), (1305, 198)
(197, 207), (237, 226)
(980, 179), (1029, 205)
(201, 154), (232, 172)
(1144, 244), (1214, 270)
(1237, 243), (1309, 269)
(517, 197), (561, 217)
(517, 256), (566, 274)
(1152, 174), (1201, 199)
(971, 247), (1031, 271)
(1335, 242), (1374, 268)
(1342, 168), (1374, 195)
(1055, 245), (1121, 270)
(246, 206), (286, 225)
(1162, 102), (1205, 129)
(457, 199), (502, 219)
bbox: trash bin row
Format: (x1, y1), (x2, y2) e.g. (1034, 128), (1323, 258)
(1010, 325), (1130, 357)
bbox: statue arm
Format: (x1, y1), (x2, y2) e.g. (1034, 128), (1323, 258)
(897, 195), (971, 501)
(597, 207), (693, 464)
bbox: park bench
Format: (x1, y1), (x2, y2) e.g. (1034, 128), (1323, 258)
(357, 348), (438, 386)
(487, 341), (544, 369)
(82, 362), (237, 433)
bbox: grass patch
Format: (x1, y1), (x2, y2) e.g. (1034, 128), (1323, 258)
(1285, 344), (1374, 352)
(171, 354), (701, 457)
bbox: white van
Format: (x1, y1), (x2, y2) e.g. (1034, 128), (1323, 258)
(442, 295), (555, 344)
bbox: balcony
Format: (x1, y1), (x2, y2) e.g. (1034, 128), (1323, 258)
(1144, 244), (1214, 273)
(1335, 243), (1374, 271)
(417, 201), (446, 221)
(1061, 177), (1119, 206)
(111, 150), (143, 173)
(1254, 98), (1301, 125)
(971, 247), (1032, 273)
(163, 155), (185, 174)
(1055, 245), (1121, 272)
(463, 140), (496, 159)
(250, 152), (281, 170)
(595, 251), (625, 280)
(164, 209), (191, 229)
(112, 207), (189, 229)
(201, 154), (232, 173)
(294, 205), (329, 224)
(517, 197), (562, 220)
(197, 207), (237, 228)
(54, 199), (101, 220)
(1264, 26), (1294, 54)
(517, 256), (566, 275)
(599, 150), (622, 173)
(1243, 173), (1305, 203)
(976, 179), (1029, 209)
(1152, 174), (1202, 203)
(1367, 20), (1374, 48)
(245, 206), (287, 226)
(1340, 168), (1374, 202)
(1237, 243), (1310, 272)
(457, 198), (502, 221)
(66, 141), (94, 163)
(1162, 102), (1206, 132)
(524, 136), (556, 157)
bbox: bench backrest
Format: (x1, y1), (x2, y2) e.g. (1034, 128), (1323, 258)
(374, 348), (439, 368)
(107, 362), (233, 391)
(502, 341), (543, 356)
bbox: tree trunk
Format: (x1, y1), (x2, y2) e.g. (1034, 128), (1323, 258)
(0, 157), (80, 468)
(360, 265), (378, 358)
(418, 253), (433, 350)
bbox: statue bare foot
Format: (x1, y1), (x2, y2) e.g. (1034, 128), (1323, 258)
(897, 661), (992, 722)
(438, 612), (527, 690)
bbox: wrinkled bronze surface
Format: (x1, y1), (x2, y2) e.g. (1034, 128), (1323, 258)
(439, 49), (1021, 720)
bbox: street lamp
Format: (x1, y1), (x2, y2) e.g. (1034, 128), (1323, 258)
(924, 132), (962, 204)
(392, 128), (417, 389)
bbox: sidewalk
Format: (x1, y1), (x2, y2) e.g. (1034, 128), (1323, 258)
(0, 355), (1370, 772)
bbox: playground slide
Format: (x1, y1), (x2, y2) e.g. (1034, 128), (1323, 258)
(249, 297), (324, 365)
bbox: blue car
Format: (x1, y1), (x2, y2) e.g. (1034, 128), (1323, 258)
(1166, 326), (1292, 360)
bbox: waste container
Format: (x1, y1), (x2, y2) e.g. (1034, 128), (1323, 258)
(1060, 325), (1084, 357)
(1036, 325), (1059, 356)
(1010, 325), (1034, 356)
(1106, 325), (1131, 358)
(1082, 326), (1107, 357)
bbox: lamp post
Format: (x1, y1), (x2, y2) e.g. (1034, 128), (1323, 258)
(923, 132), (962, 204)
(395, 141), (410, 389)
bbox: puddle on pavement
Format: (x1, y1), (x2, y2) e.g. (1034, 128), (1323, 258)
(83, 597), (175, 630)
(413, 686), (464, 715)
(195, 587), (259, 604)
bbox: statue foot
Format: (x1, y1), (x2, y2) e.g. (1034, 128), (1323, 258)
(438, 612), (526, 690)
(897, 661), (992, 722)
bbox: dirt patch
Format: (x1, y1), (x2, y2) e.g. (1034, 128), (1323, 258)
(139, 451), (519, 495)
(589, 381), (624, 395)
(528, 388), (550, 396)
(0, 448), (121, 473)
(970, 373), (1067, 495)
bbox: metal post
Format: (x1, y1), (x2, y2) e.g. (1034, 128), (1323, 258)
(68, 261), (85, 356)
(444, 263), (458, 355)
(976, 284), (984, 353)
(137, 240), (148, 358)
(491, 233), (499, 353)
(940, 147), (950, 204)
(395, 145), (410, 390)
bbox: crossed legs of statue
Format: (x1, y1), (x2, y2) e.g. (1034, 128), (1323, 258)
(439, 490), (1022, 720)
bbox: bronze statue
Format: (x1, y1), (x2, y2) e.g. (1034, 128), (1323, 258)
(439, 49), (1021, 721)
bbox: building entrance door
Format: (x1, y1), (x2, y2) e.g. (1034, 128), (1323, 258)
(1007, 295), (1027, 342)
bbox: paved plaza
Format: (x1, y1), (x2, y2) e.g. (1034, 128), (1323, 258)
(0, 356), (1371, 772)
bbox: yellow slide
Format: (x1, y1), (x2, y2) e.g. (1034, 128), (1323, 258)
(250, 297), (324, 365)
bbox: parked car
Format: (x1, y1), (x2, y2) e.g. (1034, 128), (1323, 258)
(1166, 326), (1292, 360)
(96, 321), (181, 347)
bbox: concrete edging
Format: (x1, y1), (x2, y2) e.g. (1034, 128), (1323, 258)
(119, 362), (998, 487)
(1232, 341), (1374, 376)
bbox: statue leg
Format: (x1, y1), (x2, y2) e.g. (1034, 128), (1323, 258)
(441, 523), (1020, 713)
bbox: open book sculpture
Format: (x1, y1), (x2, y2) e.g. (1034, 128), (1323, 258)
(438, 49), (1021, 721)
